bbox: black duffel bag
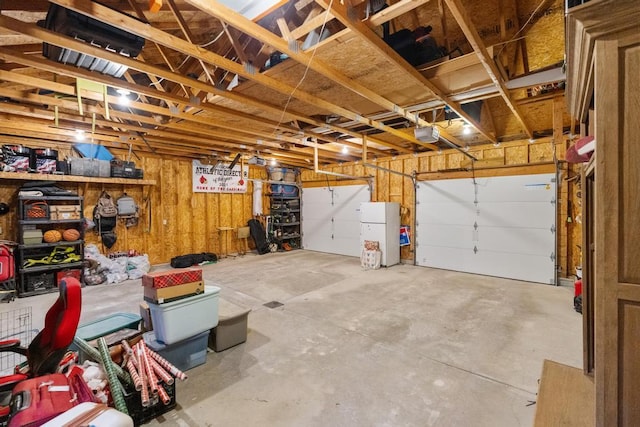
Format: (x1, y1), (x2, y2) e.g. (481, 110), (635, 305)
(170, 252), (217, 268)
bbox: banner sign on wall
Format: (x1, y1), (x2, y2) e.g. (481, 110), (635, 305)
(192, 160), (249, 193)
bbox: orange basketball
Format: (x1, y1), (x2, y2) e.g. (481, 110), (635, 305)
(43, 229), (62, 243)
(62, 229), (81, 242)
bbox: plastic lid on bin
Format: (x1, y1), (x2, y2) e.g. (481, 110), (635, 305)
(76, 313), (142, 341)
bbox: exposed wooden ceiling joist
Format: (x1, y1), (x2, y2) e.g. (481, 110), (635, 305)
(443, 0), (533, 138)
(184, 0), (445, 150)
(47, 0), (417, 153)
(0, 9), (403, 156)
(317, 0), (497, 144)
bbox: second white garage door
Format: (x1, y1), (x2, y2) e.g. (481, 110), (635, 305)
(302, 185), (370, 257)
(415, 173), (556, 284)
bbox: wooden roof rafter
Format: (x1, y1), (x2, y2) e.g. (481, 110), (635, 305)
(0, 21), (392, 159)
(317, 0), (498, 144)
(0, 57), (378, 161)
(47, 0), (416, 154)
(0, 108), (339, 166)
(443, 0), (533, 138)
(184, 0), (445, 150)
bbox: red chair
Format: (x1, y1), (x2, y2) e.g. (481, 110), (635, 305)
(0, 277), (82, 420)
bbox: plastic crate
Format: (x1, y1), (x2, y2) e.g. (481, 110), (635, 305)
(24, 272), (55, 292)
(144, 330), (208, 372)
(124, 379), (176, 426)
(76, 313), (141, 341)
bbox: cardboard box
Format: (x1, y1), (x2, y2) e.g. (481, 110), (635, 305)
(22, 229), (43, 245)
(142, 268), (202, 289)
(139, 301), (152, 332)
(143, 280), (204, 304)
(50, 205), (81, 220)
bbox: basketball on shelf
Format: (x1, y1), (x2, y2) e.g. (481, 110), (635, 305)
(43, 229), (62, 243)
(62, 229), (80, 242)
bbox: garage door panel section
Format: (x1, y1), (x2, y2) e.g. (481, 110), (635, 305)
(302, 185), (370, 257)
(416, 174), (556, 284)
(476, 200), (554, 229)
(420, 201), (477, 225)
(419, 246), (478, 272)
(476, 226), (554, 255)
(419, 224), (477, 250)
(474, 176), (555, 202)
(473, 251), (555, 283)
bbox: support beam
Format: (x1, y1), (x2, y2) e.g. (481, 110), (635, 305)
(316, 0), (496, 144)
(185, 0), (440, 149)
(0, 16), (391, 155)
(443, 0), (533, 138)
(49, 0), (415, 152)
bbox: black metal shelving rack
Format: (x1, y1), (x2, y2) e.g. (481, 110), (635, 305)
(16, 195), (85, 297)
(268, 193), (302, 250)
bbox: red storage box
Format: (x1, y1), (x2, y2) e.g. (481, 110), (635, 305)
(142, 268), (202, 289)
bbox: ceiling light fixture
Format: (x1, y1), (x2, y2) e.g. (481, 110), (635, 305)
(342, 145), (349, 154)
(117, 88), (131, 106)
(528, 138), (536, 144)
(270, 159), (277, 166)
(75, 130), (85, 141)
(493, 142), (501, 148)
(462, 122), (472, 135)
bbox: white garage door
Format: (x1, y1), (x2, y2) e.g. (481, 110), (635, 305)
(415, 173), (556, 284)
(302, 185), (370, 257)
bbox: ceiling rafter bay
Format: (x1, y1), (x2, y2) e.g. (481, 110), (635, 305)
(0, 0), (569, 164)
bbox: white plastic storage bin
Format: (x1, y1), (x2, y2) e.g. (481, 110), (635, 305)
(147, 285), (220, 344)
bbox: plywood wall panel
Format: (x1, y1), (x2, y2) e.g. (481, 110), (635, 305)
(191, 191), (207, 255)
(389, 159), (404, 202)
(143, 156), (163, 263)
(530, 141), (555, 162)
(505, 144), (529, 164)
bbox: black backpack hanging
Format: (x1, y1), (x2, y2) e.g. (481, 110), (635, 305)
(93, 191), (117, 234)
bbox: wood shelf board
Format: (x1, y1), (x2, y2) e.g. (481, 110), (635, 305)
(534, 359), (595, 427)
(0, 171), (156, 186)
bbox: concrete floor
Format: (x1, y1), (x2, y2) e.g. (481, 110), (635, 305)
(1, 250), (582, 426)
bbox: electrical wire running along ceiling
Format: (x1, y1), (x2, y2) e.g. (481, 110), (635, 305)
(0, 0), (570, 168)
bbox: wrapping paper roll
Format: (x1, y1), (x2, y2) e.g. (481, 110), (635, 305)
(135, 343), (150, 407)
(151, 358), (174, 386)
(121, 339), (134, 357)
(126, 358), (142, 392)
(98, 338), (128, 415)
(157, 383), (172, 406)
(147, 348), (187, 381)
(140, 342), (158, 395)
(73, 337), (133, 388)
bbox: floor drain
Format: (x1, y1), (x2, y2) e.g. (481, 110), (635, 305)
(263, 301), (284, 309)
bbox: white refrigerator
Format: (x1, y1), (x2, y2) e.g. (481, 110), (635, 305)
(359, 202), (401, 267)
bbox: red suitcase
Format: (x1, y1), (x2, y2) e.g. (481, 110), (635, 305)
(8, 373), (89, 427)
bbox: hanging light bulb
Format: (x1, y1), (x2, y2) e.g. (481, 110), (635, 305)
(270, 158), (277, 166)
(116, 89), (131, 106)
(342, 145), (349, 154)
(75, 130), (85, 141)
(462, 122), (472, 135)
